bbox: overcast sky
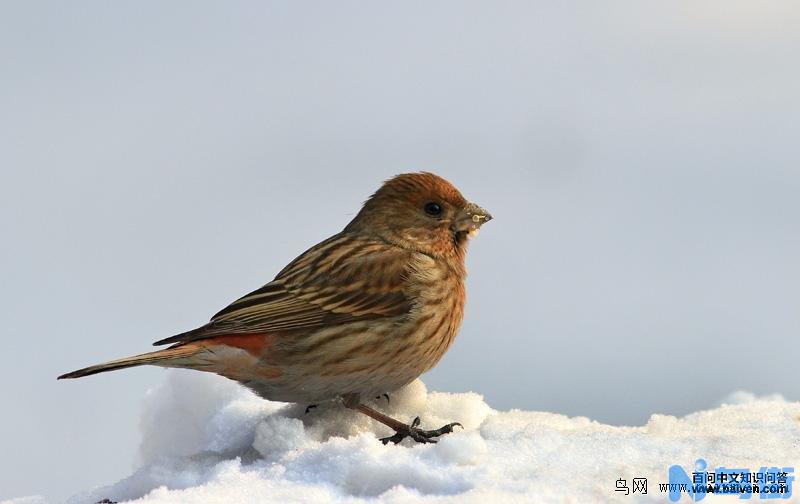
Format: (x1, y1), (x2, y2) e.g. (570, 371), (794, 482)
(1, 1), (798, 501)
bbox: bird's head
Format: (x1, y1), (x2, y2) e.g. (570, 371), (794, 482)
(346, 172), (492, 260)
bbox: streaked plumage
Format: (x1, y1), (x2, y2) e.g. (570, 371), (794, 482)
(59, 172), (492, 443)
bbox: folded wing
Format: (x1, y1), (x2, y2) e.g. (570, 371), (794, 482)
(153, 233), (414, 346)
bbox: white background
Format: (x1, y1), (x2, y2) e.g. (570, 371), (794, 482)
(1, 1), (798, 501)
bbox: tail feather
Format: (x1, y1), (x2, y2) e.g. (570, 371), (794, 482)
(57, 344), (202, 380)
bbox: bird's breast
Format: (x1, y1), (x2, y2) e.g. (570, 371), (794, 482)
(404, 254), (466, 371)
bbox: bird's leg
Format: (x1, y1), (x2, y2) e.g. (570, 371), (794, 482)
(349, 403), (462, 445)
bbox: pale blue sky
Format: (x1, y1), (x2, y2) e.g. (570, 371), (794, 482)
(1, 1), (798, 501)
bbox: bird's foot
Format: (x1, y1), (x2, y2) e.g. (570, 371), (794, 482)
(305, 404), (318, 414)
(379, 416), (462, 445)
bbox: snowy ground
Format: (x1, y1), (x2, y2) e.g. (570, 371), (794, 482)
(7, 372), (799, 504)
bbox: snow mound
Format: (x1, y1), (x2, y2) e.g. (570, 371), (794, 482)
(29, 374), (800, 503)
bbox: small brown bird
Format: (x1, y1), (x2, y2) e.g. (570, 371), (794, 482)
(59, 172), (492, 444)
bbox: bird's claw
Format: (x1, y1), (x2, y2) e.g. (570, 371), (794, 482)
(379, 416), (463, 445)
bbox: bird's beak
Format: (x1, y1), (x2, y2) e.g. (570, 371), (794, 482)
(455, 202), (493, 237)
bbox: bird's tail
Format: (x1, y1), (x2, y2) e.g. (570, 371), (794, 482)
(57, 344), (203, 380)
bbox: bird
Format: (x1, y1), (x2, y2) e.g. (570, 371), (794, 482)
(59, 172), (492, 444)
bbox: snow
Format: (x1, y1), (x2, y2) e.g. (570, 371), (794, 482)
(7, 372), (799, 504)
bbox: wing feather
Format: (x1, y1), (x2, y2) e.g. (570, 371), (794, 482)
(153, 234), (413, 346)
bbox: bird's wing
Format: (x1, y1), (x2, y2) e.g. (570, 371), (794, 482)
(153, 234), (414, 346)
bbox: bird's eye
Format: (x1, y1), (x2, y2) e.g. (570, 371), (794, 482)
(424, 202), (442, 216)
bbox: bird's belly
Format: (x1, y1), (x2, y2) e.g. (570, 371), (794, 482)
(219, 309), (461, 404)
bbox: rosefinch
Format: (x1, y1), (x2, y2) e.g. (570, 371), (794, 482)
(59, 172), (492, 443)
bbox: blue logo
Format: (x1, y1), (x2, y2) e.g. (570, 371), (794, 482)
(664, 459), (794, 501)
